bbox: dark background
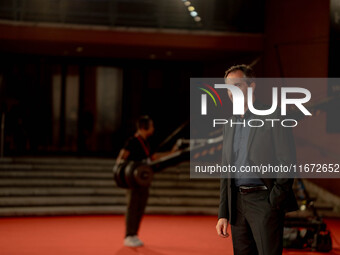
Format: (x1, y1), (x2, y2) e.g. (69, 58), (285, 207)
(0, 0), (338, 172)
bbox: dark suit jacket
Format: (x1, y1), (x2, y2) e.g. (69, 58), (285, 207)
(218, 101), (299, 225)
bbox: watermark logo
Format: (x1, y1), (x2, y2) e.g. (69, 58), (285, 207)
(195, 78), (313, 128)
(198, 84), (222, 115)
(190, 78), (339, 180)
(200, 84), (312, 116)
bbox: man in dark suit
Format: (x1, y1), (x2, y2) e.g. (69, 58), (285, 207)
(215, 65), (298, 255)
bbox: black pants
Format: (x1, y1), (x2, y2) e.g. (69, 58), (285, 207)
(231, 189), (285, 255)
(125, 186), (149, 237)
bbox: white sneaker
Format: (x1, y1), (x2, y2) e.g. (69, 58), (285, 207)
(124, 235), (144, 247)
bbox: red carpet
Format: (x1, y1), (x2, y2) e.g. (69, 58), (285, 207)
(0, 215), (339, 255)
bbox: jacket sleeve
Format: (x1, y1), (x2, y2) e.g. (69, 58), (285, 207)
(218, 125), (229, 219)
(218, 178), (229, 219)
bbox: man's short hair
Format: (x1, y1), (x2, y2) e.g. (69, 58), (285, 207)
(224, 64), (255, 84)
(136, 115), (152, 130)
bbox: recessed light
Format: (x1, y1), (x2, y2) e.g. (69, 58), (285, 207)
(190, 11), (198, 17)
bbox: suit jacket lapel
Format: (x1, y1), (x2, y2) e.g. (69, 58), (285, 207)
(225, 116), (236, 164)
(247, 125), (256, 153)
(247, 101), (262, 153)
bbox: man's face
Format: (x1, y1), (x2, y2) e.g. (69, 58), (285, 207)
(146, 120), (155, 137)
(225, 70), (255, 104)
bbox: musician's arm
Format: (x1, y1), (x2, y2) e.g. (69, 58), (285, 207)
(116, 149), (130, 165)
(151, 143), (179, 161)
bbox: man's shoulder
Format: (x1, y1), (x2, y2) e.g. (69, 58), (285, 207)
(124, 136), (139, 149)
(125, 136), (137, 143)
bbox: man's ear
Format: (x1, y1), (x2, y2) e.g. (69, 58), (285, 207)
(250, 82), (256, 93)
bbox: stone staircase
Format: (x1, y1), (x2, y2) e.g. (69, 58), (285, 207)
(0, 157), (339, 217)
(0, 157), (220, 216)
(290, 179), (340, 218)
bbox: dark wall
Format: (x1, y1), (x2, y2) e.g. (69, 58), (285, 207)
(0, 54), (259, 157)
(264, 0), (340, 197)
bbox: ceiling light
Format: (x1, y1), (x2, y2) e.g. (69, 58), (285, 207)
(190, 11), (198, 17)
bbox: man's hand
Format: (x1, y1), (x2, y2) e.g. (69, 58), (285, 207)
(216, 218), (229, 238)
